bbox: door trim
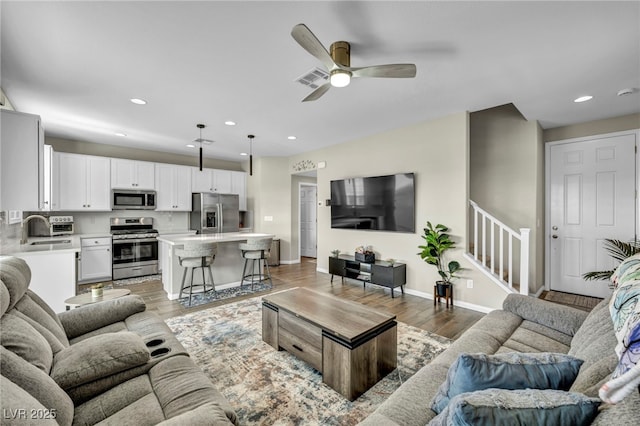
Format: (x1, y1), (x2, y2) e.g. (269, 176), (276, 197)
(544, 129), (640, 292)
(298, 182), (318, 262)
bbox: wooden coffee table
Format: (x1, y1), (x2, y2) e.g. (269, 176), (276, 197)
(262, 287), (397, 400)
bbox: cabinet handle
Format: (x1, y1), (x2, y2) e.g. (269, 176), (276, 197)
(292, 344), (303, 352)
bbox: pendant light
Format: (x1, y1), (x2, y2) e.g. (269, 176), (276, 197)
(197, 124), (205, 171)
(247, 134), (255, 176)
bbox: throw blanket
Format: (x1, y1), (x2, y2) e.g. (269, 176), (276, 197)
(600, 255), (640, 403)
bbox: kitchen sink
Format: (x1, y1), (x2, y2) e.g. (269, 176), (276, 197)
(30, 239), (72, 245)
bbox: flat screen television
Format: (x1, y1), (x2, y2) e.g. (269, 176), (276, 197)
(330, 173), (415, 233)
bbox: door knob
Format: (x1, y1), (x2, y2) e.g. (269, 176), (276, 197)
(552, 235), (558, 239)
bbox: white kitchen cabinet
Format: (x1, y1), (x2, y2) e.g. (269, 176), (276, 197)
(43, 145), (60, 211)
(191, 168), (232, 193)
(111, 158), (155, 189)
(0, 109), (44, 211)
(58, 153), (111, 211)
(231, 171), (247, 210)
(156, 164), (192, 211)
(78, 237), (112, 283)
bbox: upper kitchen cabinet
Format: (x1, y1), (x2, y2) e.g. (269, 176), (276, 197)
(43, 145), (59, 211)
(111, 159), (155, 189)
(58, 153), (111, 211)
(0, 110), (44, 211)
(191, 168), (232, 194)
(156, 164), (191, 211)
(231, 171), (247, 211)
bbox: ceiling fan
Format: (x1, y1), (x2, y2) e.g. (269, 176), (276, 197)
(291, 23), (417, 102)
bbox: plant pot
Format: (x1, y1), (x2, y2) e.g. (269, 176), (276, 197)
(91, 288), (103, 298)
(436, 281), (450, 297)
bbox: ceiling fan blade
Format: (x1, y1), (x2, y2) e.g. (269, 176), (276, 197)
(302, 82), (331, 102)
(351, 64), (417, 79)
(291, 24), (336, 71)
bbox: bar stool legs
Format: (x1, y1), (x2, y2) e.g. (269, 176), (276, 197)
(179, 260), (216, 306)
(239, 239), (274, 290)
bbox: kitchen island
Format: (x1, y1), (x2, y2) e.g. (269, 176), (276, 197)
(157, 232), (275, 300)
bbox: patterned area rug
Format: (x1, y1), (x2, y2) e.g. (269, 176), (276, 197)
(178, 282), (272, 308)
(165, 294), (451, 425)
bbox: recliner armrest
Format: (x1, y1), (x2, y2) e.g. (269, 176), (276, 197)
(57, 295), (146, 339)
(502, 294), (588, 336)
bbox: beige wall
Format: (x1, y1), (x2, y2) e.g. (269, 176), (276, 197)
(46, 136), (243, 171)
(469, 104), (545, 293)
(543, 113), (640, 142)
(282, 112), (507, 311)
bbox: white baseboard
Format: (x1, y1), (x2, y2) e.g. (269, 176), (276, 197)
(403, 288), (495, 314)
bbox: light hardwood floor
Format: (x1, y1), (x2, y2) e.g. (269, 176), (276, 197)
(106, 257), (485, 340)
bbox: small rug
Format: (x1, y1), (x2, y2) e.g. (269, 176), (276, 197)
(165, 294), (451, 425)
(111, 274), (162, 287)
(178, 282), (272, 308)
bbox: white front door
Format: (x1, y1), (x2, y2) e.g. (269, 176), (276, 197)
(548, 132), (637, 298)
(300, 185), (317, 258)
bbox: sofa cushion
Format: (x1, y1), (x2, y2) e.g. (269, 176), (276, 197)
(0, 347), (74, 426)
(1, 280), (10, 315)
(431, 352), (584, 413)
(0, 256), (32, 311)
(0, 375), (58, 426)
(503, 294), (588, 336)
(20, 290), (70, 346)
(428, 389), (601, 426)
(1, 313), (53, 373)
(51, 331), (150, 390)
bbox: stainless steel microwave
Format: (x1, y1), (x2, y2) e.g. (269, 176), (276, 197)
(112, 190), (156, 210)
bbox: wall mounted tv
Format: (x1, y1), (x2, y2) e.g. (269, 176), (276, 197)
(330, 173), (415, 233)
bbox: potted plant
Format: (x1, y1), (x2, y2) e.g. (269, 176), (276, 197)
(418, 222), (461, 296)
(583, 239), (640, 285)
(91, 283), (104, 298)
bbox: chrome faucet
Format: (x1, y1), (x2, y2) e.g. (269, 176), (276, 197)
(20, 215), (50, 245)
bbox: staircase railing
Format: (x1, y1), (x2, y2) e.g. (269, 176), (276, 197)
(468, 200), (530, 295)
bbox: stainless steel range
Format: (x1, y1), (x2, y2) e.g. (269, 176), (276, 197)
(110, 217), (159, 280)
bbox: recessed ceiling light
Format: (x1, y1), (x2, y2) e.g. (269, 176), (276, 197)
(225, 121), (236, 126)
(130, 98), (147, 105)
(287, 136), (297, 140)
(186, 144), (196, 148)
(240, 152), (248, 156)
(115, 132), (127, 137)
(574, 95), (593, 103)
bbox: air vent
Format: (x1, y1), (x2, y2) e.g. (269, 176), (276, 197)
(294, 67), (329, 89)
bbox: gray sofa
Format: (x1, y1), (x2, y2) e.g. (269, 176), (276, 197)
(0, 256), (238, 425)
(360, 293), (640, 425)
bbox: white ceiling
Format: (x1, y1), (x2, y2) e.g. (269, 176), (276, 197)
(2, 1), (639, 162)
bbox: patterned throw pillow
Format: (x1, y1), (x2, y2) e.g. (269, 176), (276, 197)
(430, 352), (584, 414)
(600, 258), (640, 404)
(428, 389), (600, 426)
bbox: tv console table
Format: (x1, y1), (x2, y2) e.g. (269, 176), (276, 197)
(329, 255), (406, 298)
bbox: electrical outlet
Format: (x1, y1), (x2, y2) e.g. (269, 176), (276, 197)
(467, 279), (474, 289)
(264, 216), (273, 222)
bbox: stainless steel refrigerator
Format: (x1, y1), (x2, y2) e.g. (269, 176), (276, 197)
(190, 193), (240, 234)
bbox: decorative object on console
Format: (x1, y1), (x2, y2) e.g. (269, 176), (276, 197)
(418, 222), (460, 298)
(355, 245), (375, 263)
(330, 249), (340, 257)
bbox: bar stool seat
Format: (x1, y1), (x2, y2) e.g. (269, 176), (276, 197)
(239, 237), (273, 290)
(175, 241), (217, 306)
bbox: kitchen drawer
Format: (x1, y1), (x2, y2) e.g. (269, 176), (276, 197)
(81, 236), (111, 247)
(278, 327), (323, 372)
(278, 309), (322, 349)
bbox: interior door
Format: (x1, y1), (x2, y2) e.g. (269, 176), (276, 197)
(300, 185), (317, 258)
(548, 133), (637, 297)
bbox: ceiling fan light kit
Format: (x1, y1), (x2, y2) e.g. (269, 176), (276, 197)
(291, 23), (417, 101)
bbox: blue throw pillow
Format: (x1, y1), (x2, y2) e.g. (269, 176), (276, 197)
(431, 352), (584, 414)
(428, 389), (600, 426)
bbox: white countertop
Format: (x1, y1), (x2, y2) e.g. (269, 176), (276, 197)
(157, 232), (274, 246)
(1, 235), (82, 256)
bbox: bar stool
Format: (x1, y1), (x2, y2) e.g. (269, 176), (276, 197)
(239, 237), (273, 290)
(175, 241), (217, 306)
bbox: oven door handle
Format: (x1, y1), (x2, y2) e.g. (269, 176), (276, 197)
(112, 238), (158, 244)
